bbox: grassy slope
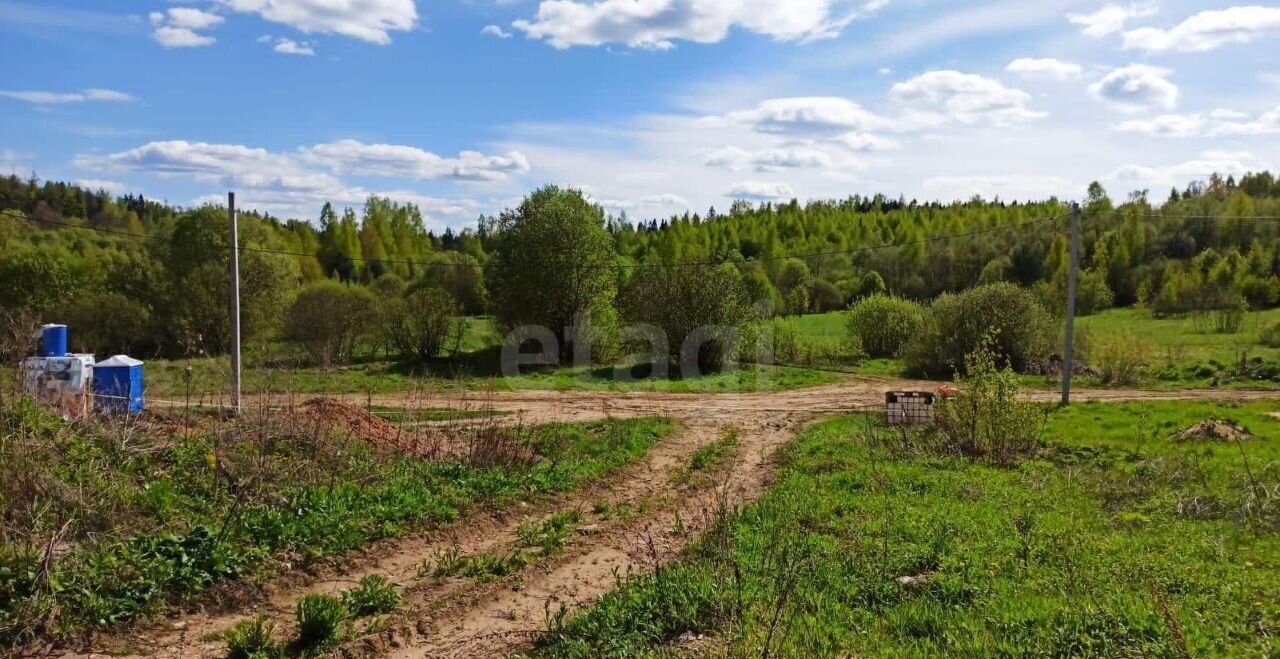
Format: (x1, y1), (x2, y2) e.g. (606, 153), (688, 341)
(527, 401), (1280, 657)
(0, 400), (674, 648)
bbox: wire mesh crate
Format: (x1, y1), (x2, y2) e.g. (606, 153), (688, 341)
(884, 391), (935, 426)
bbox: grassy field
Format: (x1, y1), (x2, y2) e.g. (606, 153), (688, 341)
(137, 307), (1280, 399)
(526, 401), (1280, 657)
(0, 397), (674, 649)
(784, 307), (1280, 389)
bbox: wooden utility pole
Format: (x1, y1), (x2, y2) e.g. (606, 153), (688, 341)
(1061, 202), (1081, 405)
(228, 192), (242, 415)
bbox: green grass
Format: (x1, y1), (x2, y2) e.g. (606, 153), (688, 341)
(783, 307), (1280, 389)
(0, 397), (674, 649)
(526, 401), (1280, 657)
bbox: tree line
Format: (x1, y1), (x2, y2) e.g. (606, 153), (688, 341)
(1, 172), (1279, 370)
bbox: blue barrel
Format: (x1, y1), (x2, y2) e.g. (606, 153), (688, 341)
(41, 324), (67, 357)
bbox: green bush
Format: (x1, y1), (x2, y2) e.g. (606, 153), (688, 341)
(1089, 333), (1150, 386)
(340, 575), (401, 617)
(933, 341), (1047, 465)
(294, 594), (348, 651)
(904, 283), (1054, 377)
(846, 294), (925, 358)
(619, 263), (752, 373)
(284, 280), (374, 366)
(1261, 322), (1280, 348)
(380, 287), (462, 361)
(225, 615), (283, 659)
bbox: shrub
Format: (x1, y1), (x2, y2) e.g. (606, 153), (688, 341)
(381, 287), (462, 361)
(285, 280), (374, 366)
(904, 283), (1054, 377)
(340, 575), (401, 617)
(225, 615), (283, 659)
(1090, 333), (1150, 386)
(62, 292), (153, 356)
(1260, 322), (1280, 348)
(933, 341), (1047, 465)
(294, 594), (348, 651)
(811, 278), (845, 313)
(1238, 274), (1280, 309)
(619, 263), (751, 373)
(846, 294), (925, 358)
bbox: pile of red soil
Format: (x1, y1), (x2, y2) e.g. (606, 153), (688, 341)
(296, 397), (443, 457)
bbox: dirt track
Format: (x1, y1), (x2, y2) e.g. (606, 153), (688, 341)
(52, 377), (1279, 659)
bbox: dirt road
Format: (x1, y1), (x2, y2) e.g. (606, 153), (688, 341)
(54, 377), (1278, 659)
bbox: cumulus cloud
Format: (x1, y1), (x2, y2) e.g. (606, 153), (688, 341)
(1123, 6), (1280, 52)
(1088, 64), (1178, 112)
(1005, 57), (1083, 81)
(1067, 3), (1157, 38)
(481, 24), (512, 38)
(77, 139), (532, 187)
(889, 70), (1046, 126)
(728, 181), (797, 201)
(726, 97), (893, 135)
(1107, 150), (1272, 190)
(273, 38), (315, 55)
(1212, 105), (1280, 136)
(0, 88), (134, 104)
(74, 179), (127, 194)
(704, 145), (837, 172)
(511, 0), (885, 50)
(218, 0), (417, 44)
(302, 140), (531, 181)
(150, 7), (223, 47)
(1113, 114), (1205, 137)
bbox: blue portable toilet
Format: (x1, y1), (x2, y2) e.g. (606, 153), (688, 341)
(95, 355), (144, 414)
(41, 324), (68, 357)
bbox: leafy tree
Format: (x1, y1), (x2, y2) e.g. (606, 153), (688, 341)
(420, 252), (487, 315)
(381, 287), (461, 362)
(285, 280), (374, 367)
(619, 263), (751, 372)
(489, 186), (617, 362)
(905, 283), (1054, 377)
(847, 294), (925, 358)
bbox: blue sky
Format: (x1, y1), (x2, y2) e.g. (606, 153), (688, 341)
(1, 0), (1279, 229)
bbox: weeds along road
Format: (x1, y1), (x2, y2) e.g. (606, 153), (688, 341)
(60, 377), (1280, 659)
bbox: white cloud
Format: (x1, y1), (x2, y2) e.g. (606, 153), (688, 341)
(155, 7), (225, 30)
(0, 88), (134, 104)
(889, 70), (1045, 126)
(1113, 114), (1205, 137)
(273, 38), (315, 55)
(302, 140), (531, 181)
(512, 0), (885, 50)
(836, 132), (899, 151)
(150, 7), (223, 47)
(1067, 3), (1157, 38)
(218, 0), (417, 44)
(74, 179), (126, 194)
(1212, 105), (1280, 136)
(923, 174), (1073, 201)
(1088, 64), (1178, 112)
(726, 97), (893, 135)
(1123, 6), (1280, 52)
(704, 145), (837, 172)
(1107, 150), (1272, 191)
(728, 181), (797, 201)
(77, 139), (532, 188)
(1005, 57), (1083, 81)
(482, 24), (512, 38)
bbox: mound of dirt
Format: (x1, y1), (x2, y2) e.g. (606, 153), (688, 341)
(296, 397), (442, 457)
(1173, 419), (1254, 442)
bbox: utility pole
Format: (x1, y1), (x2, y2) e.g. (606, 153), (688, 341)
(1061, 202), (1081, 405)
(228, 192), (242, 415)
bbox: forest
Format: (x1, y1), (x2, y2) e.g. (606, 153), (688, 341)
(2, 172), (1280, 371)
